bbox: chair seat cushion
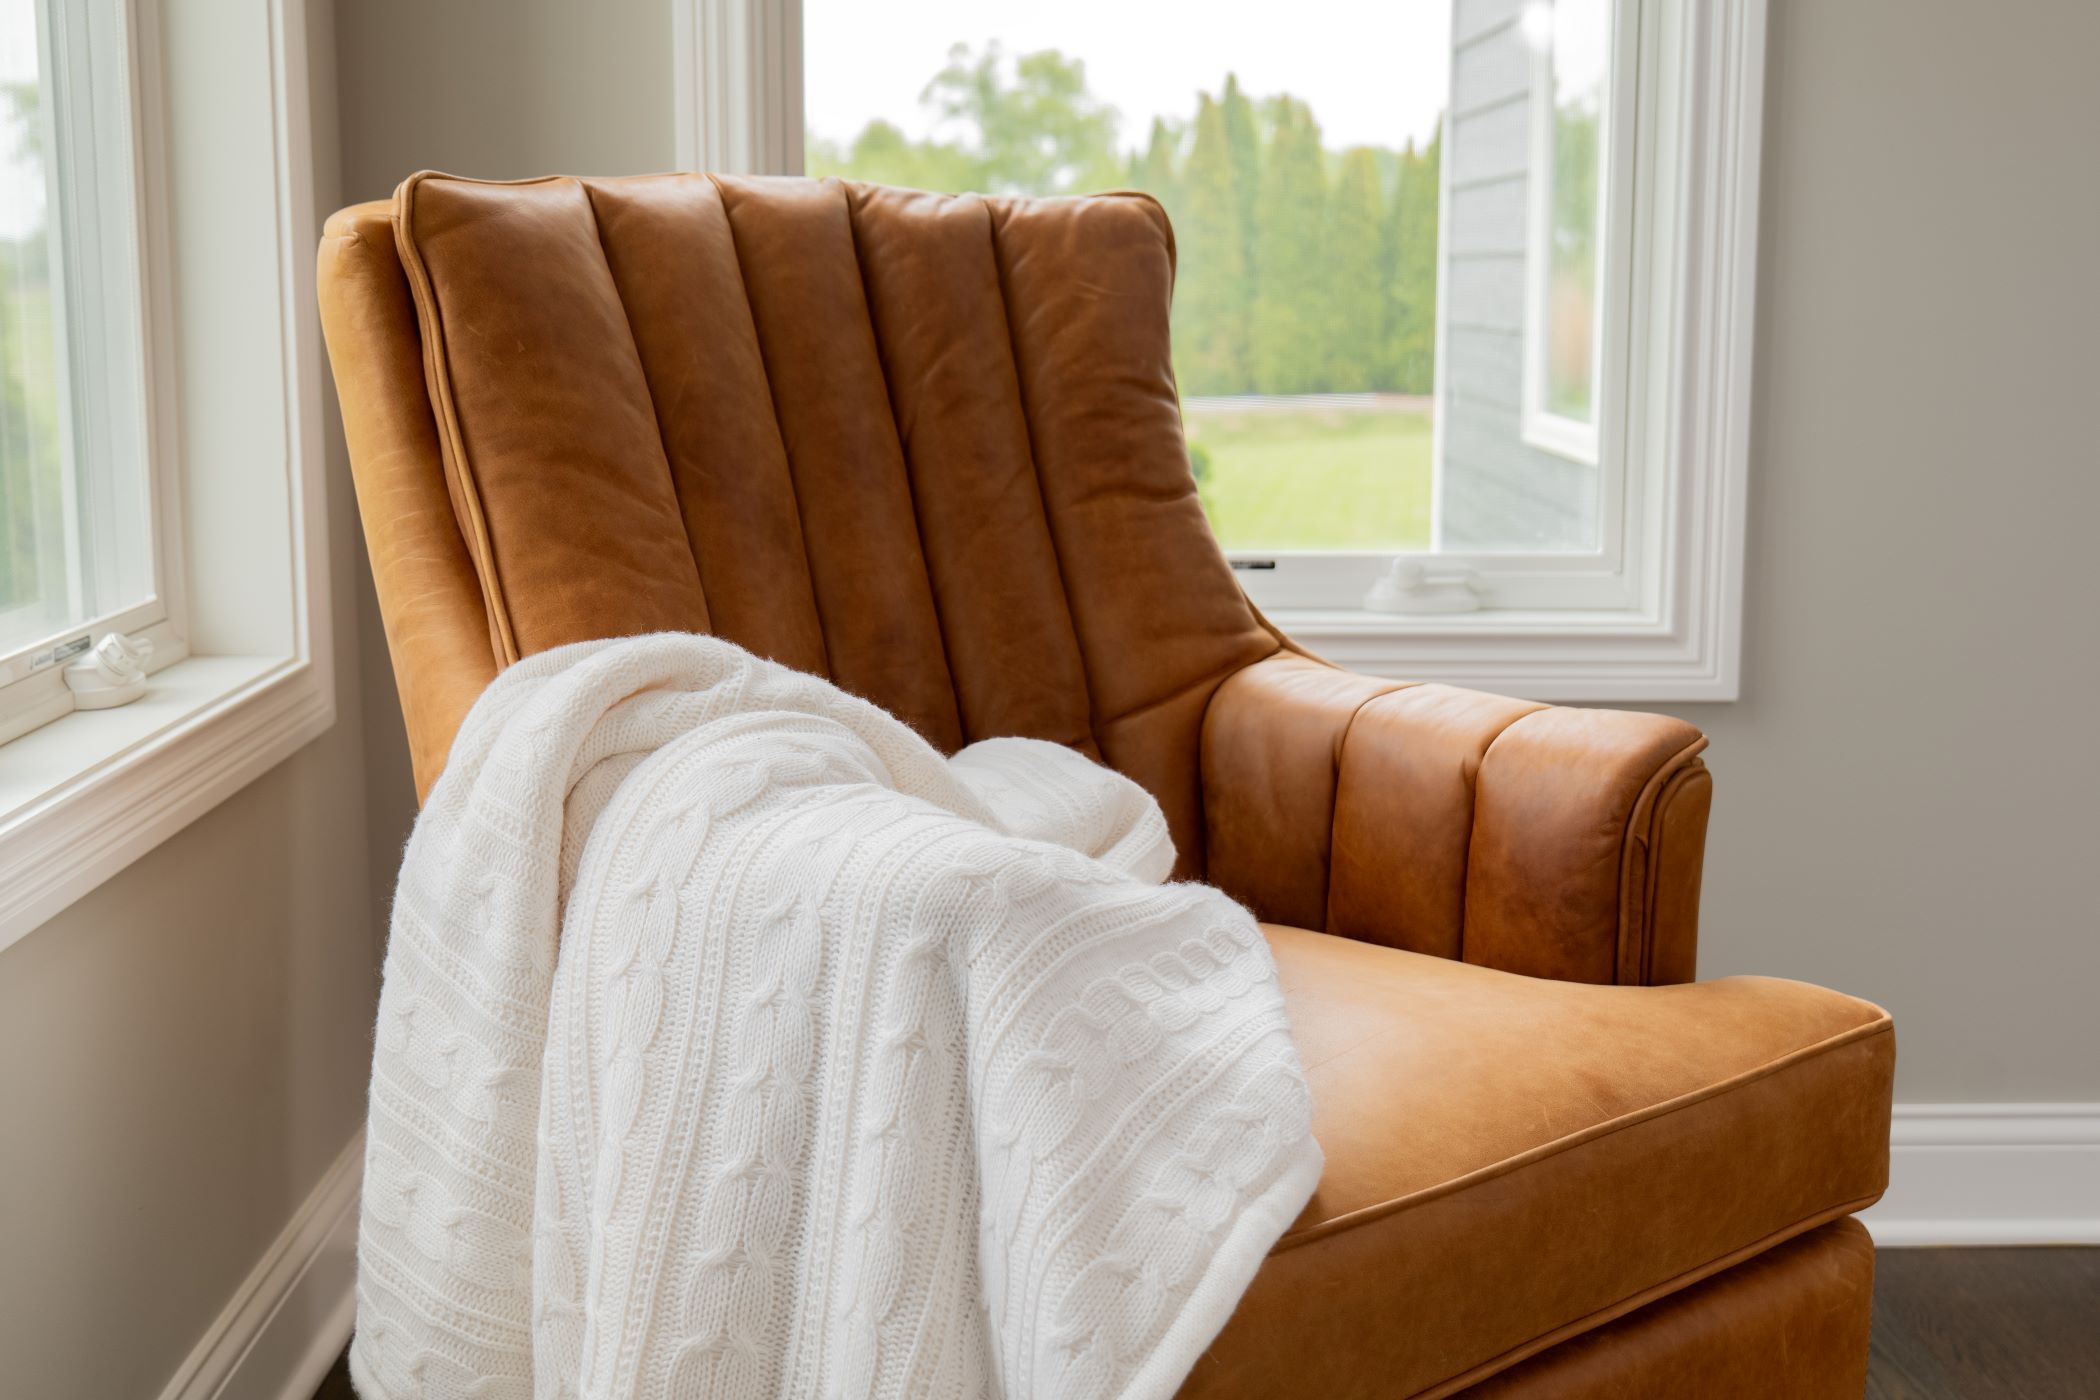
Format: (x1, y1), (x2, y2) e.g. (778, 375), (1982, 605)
(1178, 925), (1893, 1400)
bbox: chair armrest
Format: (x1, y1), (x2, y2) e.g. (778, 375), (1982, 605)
(1200, 653), (1711, 985)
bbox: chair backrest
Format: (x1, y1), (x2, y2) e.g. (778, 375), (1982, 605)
(319, 173), (1285, 876)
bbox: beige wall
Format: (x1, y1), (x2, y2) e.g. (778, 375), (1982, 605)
(1659, 0), (2100, 1102)
(334, 0), (674, 204)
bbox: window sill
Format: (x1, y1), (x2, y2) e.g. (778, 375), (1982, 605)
(0, 652), (334, 954)
(1268, 604), (1739, 703)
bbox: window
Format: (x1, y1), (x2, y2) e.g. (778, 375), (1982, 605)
(1, 0), (166, 738)
(0, 0), (335, 952)
(803, 1), (1449, 558)
(678, 0), (1766, 698)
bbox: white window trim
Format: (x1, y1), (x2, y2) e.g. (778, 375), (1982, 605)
(0, 0), (334, 954)
(674, 0), (1764, 701)
(673, 0), (804, 175)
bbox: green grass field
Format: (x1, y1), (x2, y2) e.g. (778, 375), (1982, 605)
(1186, 402), (1433, 552)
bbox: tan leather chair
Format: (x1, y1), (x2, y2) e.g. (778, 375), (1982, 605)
(319, 172), (1893, 1399)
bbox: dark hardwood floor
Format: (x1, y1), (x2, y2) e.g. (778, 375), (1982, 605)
(312, 1349), (354, 1400)
(1867, 1247), (2100, 1400)
(310, 1248), (2100, 1398)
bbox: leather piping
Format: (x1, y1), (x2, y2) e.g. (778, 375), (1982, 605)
(1270, 1016), (1892, 1251)
(845, 180), (971, 747)
(1634, 758), (1709, 984)
(870, 185), (1097, 753)
(977, 192), (1103, 755)
(980, 195), (1103, 757)
(1614, 735), (1712, 984)
(1408, 1203), (1883, 1400)
(1444, 694), (1548, 967)
(1312, 675), (1422, 929)
(984, 191), (1243, 765)
(392, 170), (578, 668)
(575, 178), (714, 637)
(707, 173), (845, 683)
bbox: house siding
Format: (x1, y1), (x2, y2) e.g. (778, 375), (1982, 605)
(1440, 0), (1597, 550)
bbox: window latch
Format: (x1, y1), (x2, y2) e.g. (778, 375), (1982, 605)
(63, 633), (155, 710)
(1363, 559), (1483, 615)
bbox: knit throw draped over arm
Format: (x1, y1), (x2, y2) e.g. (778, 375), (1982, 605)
(351, 633), (1322, 1400)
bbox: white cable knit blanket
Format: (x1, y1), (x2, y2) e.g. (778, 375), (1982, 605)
(351, 634), (1321, 1400)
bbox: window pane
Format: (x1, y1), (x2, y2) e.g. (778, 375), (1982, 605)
(1, 0), (74, 653)
(1543, 0), (1608, 425)
(1440, 0), (1611, 552)
(805, 0), (1621, 562)
(805, 0), (1448, 554)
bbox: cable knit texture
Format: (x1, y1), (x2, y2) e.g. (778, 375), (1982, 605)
(351, 634), (1321, 1400)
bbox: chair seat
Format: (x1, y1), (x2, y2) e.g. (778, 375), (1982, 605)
(1179, 926), (1893, 1400)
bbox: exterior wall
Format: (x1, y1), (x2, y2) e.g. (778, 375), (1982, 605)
(1439, 0), (1595, 549)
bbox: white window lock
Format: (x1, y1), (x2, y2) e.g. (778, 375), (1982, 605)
(1363, 559), (1484, 615)
(62, 633), (155, 710)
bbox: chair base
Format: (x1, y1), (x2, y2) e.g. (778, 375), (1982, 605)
(1456, 1217), (1875, 1399)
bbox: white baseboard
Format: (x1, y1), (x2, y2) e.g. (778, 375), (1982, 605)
(158, 1129), (363, 1400)
(1860, 1104), (2100, 1247)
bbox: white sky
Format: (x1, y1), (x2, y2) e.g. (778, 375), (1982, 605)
(804, 0), (1453, 156)
(1, 0), (44, 240)
(3, 2), (1467, 242)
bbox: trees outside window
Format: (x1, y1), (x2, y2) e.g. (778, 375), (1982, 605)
(807, 43), (1443, 552)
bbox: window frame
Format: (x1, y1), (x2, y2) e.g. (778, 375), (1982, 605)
(675, 0), (1767, 701)
(0, 0), (185, 742)
(0, 0), (336, 953)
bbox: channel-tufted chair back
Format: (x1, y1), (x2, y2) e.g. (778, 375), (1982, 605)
(320, 173), (1281, 877)
(315, 181), (1899, 1400)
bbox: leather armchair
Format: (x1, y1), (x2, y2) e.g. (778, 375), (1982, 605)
(319, 172), (1893, 1399)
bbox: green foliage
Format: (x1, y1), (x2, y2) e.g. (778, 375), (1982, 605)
(1173, 95), (1251, 393)
(1326, 148), (1386, 393)
(1186, 404), (1432, 550)
(2, 79), (61, 615)
(1551, 103), (1599, 270)
(1545, 102), (1599, 416)
(806, 118), (979, 192)
(1186, 439), (1217, 518)
(1384, 131), (1441, 395)
(1249, 98), (1329, 394)
(0, 242), (57, 612)
(1219, 74), (1262, 321)
(2, 80), (39, 162)
(1127, 117), (1181, 207)
(808, 47), (1444, 398)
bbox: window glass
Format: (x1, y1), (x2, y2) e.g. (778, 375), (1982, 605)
(806, 0), (1448, 554)
(0, 0), (155, 664)
(806, 0), (1617, 558)
(1536, 0), (1609, 426)
(1441, 0), (1610, 551)
(1, 0), (72, 653)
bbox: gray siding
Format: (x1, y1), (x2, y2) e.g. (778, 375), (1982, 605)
(1440, 0), (1597, 550)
